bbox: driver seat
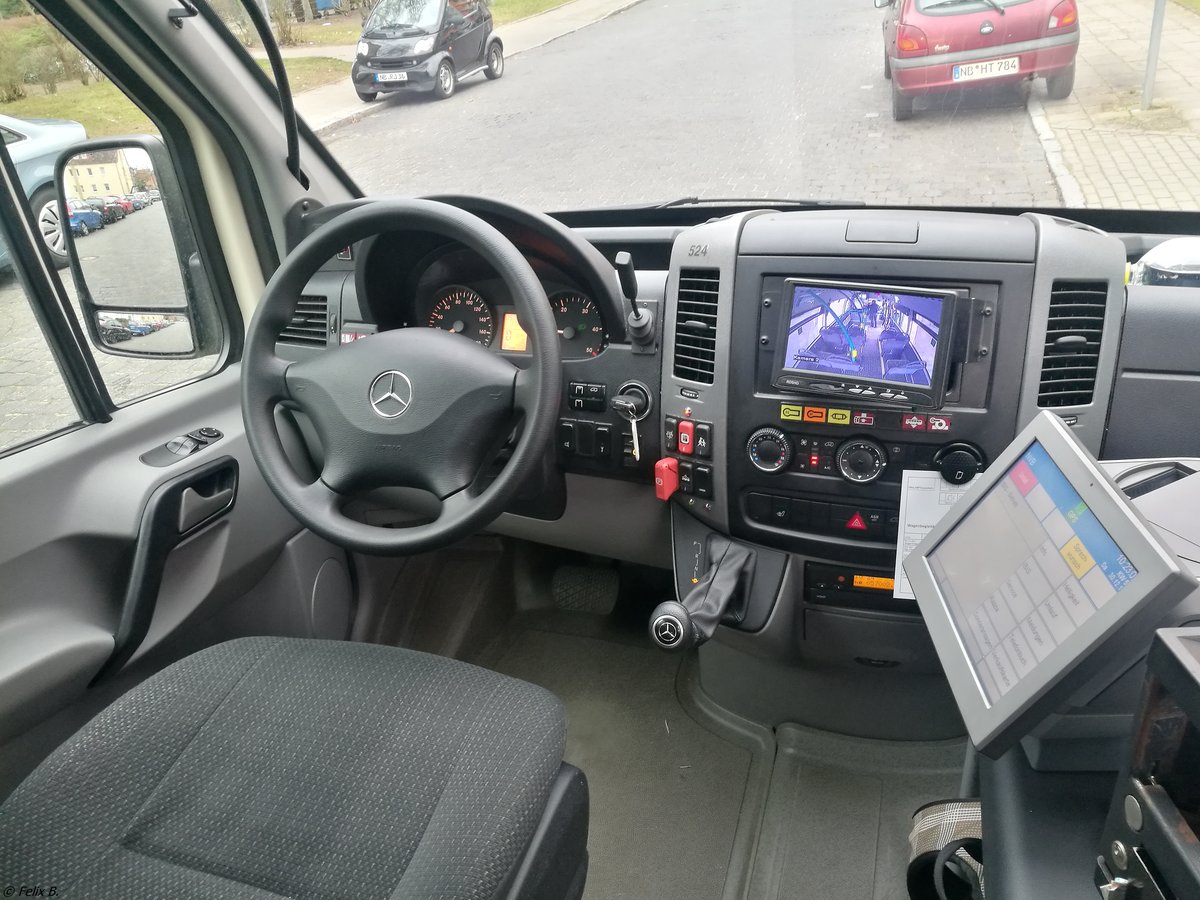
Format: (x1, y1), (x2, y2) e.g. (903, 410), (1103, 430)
(0, 638), (589, 900)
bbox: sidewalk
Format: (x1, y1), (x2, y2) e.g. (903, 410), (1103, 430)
(1030, 0), (1200, 210)
(280, 0), (644, 132)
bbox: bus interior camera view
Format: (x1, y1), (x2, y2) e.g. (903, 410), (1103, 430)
(782, 281), (944, 389)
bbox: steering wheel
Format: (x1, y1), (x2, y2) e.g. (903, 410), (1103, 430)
(242, 199), (562, 554)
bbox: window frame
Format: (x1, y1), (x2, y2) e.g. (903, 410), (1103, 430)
(0, 139), (112, 453)
(0, 1), (257, 458)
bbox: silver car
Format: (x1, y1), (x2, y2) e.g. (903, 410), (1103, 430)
(0, 112), (88, 271)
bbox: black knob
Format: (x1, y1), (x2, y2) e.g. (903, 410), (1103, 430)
(747, 428), (792, 473)
(837, 439), (887, 484)
(649, 601), (693, 650)
(934, 443), (984, 485)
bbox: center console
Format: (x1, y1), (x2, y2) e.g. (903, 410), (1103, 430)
(654, 208), (1129, 736)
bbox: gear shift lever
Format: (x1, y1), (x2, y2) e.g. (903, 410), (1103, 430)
(650, 536), (755, 651)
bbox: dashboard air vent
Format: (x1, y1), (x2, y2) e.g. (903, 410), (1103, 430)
(280, 295), (329, 347)
(1037, 281), (1108, 408)
(673, 268), (721, 384)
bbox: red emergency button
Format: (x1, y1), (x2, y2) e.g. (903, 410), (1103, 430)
(654, 458), (679, 501)
(845, 511), (868, 531)
(677, 420), (695, 455)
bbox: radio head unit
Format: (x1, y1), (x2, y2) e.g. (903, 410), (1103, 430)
(773, 279), (961, 409)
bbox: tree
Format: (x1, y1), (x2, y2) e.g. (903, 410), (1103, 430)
(0, 30), (26, 101)
(269, 0), (299, 46)
(210, 0), (260, 47)
(26, 44), (63, 94)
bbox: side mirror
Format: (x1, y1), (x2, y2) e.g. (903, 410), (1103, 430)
(54, 136), (221, 360)
(873, 0), (894, 7)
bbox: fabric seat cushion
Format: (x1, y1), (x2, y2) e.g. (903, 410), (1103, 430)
(0, 637), (567, 900)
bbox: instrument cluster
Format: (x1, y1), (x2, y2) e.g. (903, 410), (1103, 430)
(411, 246), (609, 359)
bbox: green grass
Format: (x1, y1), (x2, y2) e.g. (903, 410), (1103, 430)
(490, 0), (573, 26)
(1175, 0), (1200, 15)
(0, 80), (157, 137)
(289, 15), (363, 46)
(0, 57), (347, 137)
(256, 56), (347, 92)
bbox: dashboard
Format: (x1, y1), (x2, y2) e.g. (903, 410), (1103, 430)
(286, 199), (1200, 684)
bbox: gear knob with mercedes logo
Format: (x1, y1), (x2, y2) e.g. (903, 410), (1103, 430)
(649, 601), (694, 650)
(649, 537), (756, 652)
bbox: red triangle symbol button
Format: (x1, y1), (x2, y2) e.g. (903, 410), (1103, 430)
(846, 512), (868, 531)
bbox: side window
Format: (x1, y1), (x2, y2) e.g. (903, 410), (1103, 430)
(0, 238), (82, 453)
(0, 11), (225, 450)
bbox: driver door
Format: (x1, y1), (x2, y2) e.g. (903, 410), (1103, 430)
(447, 0), (486, 69)
(0, 11), (343, 793)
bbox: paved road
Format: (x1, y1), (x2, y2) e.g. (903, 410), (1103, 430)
(325, 0), (1061, 209)
(76, 202), (188, 309)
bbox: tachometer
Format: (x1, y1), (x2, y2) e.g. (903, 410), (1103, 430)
(427, 285), (494, 347)
(550, 291), (608, 358)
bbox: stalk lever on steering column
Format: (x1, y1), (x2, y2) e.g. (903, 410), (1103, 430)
(614, 251), (655, 348)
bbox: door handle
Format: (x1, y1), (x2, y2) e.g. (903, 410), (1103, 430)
(94, 456), (239, 685)
(178, 484), (234, 533)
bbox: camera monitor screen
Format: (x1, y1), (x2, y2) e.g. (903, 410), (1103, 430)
(780, 281), (948, 390)
(904, 412), (1197, 757)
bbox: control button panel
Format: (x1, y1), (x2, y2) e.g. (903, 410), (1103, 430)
(659, 412), (716, 507)
(779, 403), (954, 434)
(557, 419), (615, 463)
(568, 381), (608, 412)
(744, 490), (898, 542)
(141, 427), (224, 468)
(779, 433), (941, 481)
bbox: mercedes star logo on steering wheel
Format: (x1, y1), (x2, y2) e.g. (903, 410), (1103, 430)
(368, 370), (414, 419)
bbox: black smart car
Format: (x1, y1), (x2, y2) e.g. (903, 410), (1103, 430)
(352, 0), (504, 103)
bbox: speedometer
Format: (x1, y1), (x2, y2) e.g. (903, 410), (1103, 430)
(427, 286), (494, 347)
(550, 291), (608, 358)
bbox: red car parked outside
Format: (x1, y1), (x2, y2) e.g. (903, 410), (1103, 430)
(878, 0), (1079, 120)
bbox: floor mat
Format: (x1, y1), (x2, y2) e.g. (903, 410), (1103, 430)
(485, 622), (757, 900)
(748, 724), (965, 900)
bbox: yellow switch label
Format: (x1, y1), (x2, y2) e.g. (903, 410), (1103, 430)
(827, 408), (851, 425)
(780, 404), (806, 421)
(1060, 536), (1096, 579)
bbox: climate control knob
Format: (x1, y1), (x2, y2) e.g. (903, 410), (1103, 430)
(934, 443), (984, 485)
(837, 439), (888, 484)
(746, 428), (793, 473)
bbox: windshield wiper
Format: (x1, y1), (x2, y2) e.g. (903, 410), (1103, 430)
(925, 0), (1005, 12)
(654, 196), (867, 209)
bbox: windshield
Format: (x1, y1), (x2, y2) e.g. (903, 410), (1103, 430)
(364, 0), (444, 34)
(916, 0), (1033, 11)
(203, 0), (1194, 214)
